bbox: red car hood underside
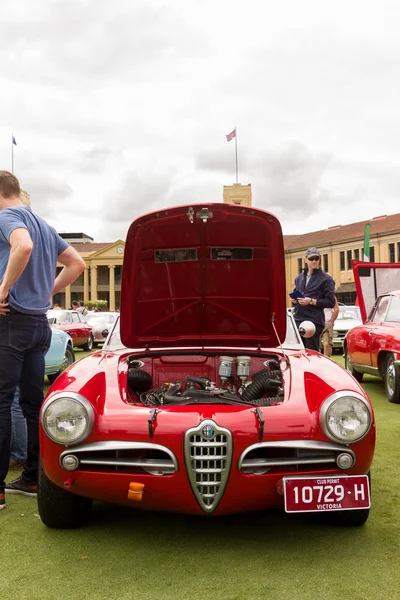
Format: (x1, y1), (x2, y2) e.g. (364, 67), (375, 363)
(120, 204), (286, 348)
(353, 261), (400, 322)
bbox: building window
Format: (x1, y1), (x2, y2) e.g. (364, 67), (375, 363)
(297, 258), (303, 274)
(347, 250), (352, 270)
(398, 242), (400, 262)
(389, 243), (395, 263)
(340, 251), (345, 271)
(323, 254), (328, 272)
(370, 246), (375, 262)
(354, 248), (359, 261)
(115, 266), (122, 281)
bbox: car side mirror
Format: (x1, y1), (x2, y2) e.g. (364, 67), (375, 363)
(298, 320), (316, 339)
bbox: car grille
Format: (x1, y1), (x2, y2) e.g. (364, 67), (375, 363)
(184, 420), (233, 513)
(334, 330), (347, 339)
(238, 441), (355, 474)
(59, 441), (178, 475)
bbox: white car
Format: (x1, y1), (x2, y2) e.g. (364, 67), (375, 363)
(333, 306), (362, 349)
(85, 312), (119, 346)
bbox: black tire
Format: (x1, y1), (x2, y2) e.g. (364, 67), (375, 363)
(324, 472), (371, 527)
(344, 347), (363, 382)
(384, 353), (400, 404)
(82, 333), (94, 351)
(47, 345), (75, 384)
(38, 463), (92, 529)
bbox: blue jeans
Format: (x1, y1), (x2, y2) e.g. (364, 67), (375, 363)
(10, 388), (27, 462)
(0, 312), (51, 492)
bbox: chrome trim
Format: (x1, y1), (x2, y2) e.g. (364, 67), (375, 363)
(350, 363), (380, 376)
(59, 441), (178, 474)
(184, 420), (232, 514)
(41, 392), (95, 446)
(320, 391), (372, 443)
(238, 440), (356, 473)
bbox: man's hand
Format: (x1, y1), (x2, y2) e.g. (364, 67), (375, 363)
(0, 286), (9, 315)
(298, 297), (312, 306)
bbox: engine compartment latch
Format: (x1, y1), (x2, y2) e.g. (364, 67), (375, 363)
(148, 408), (160, 439)
(252, 407), (265, 441)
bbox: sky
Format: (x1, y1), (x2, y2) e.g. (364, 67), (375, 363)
(2, 0), (400, 243)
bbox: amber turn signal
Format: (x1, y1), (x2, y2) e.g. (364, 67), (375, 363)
(128, 482), (145, 502)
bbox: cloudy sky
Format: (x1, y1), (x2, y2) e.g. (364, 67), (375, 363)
(1, 0), (400, 242)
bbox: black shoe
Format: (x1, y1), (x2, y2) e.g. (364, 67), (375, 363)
(5, 476), (37, 497)
(0, 493), (5, 510)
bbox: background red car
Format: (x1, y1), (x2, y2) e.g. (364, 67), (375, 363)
(47, 310), (94, 351)
(345, 261), (400, 403)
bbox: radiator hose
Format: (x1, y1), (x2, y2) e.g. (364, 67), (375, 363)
(241, 369), (282, 403)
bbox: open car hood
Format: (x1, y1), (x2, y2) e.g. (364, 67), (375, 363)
(353, 261), (400, 322)
(120, 204), (286, 348)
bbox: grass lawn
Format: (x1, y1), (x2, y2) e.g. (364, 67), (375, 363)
(1, 354), (400, 600)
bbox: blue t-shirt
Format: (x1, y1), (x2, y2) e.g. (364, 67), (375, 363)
(0, 206), (69, 314)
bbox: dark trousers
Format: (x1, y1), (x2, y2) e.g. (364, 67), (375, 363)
(295, 321), (324, 352)
(0, 312), (51, 492)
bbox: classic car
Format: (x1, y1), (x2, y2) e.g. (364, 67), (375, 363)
(45, 328), (75, 384)
(332, 306), (362, 350)
(344, 261), (400, 403)
(38, 204), (375, 529)
(47, 309), (94, 351)
(85, 311), (119, 346)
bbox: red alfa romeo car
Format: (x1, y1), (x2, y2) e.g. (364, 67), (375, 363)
(345, 261), (400, 403)
(38, 204), (375, 528)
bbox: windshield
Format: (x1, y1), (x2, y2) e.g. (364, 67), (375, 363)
(337, 307), (361, 321)
(103, 312), (304, 352)
(47, 310), (71, 325)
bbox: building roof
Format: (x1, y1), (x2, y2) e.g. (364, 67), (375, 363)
(335, 282), (356, 294)
(70, 242), (111, 253)
(60, 232), (94, 241)
(284, 212), (400, 253)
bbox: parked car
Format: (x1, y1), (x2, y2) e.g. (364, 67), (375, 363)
(332, 306), (362, 350)
(85, 312), (119, 346)
(46, 329), (75, 384)
(345, 261), (400, 403)
(38, 204), (375, 529)
(47, 310), (94, 351)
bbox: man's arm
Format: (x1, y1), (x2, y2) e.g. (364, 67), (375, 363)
(330, 298), (340, 323)
(52, 246), (86, 295)
(0, 228), (33, 300)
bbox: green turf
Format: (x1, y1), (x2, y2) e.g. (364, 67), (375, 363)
(1, 354), (400, 600)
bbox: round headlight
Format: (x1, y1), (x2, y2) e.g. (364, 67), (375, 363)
(41, 393), (94, 445)
(320, 391), (372, 443)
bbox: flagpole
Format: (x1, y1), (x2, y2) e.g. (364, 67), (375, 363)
(235, 126), (238, 183)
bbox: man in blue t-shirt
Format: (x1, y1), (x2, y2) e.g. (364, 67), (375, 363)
(0, 171), (85, 510)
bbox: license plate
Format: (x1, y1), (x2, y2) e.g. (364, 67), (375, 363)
(284, 475), (370, 513)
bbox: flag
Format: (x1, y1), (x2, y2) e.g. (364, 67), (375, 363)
(226, 128), (236, 142)
(12, 136), (17, 146)
(363, 223), (370, 261)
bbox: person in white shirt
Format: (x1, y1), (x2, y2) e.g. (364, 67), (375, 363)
(322, 298), (339, 357)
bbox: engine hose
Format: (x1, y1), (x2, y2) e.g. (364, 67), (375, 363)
(163, 384), (182, 404)
(241, 369), (282, 403)
(127, 368), (153, 393)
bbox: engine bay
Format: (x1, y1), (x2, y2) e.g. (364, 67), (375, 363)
(126, 353), (285, 407)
